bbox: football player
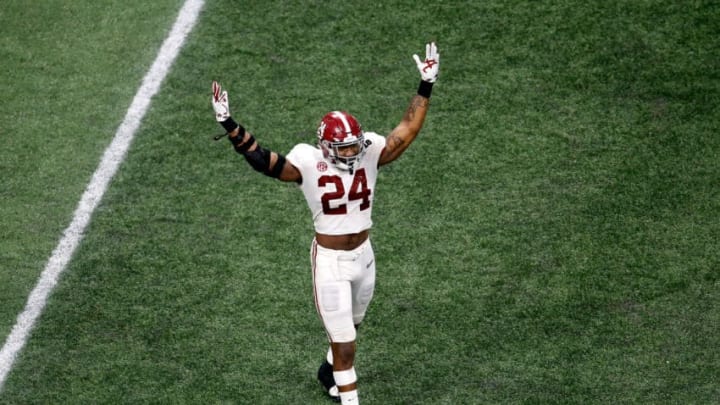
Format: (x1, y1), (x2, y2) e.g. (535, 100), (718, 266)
(211, 42), (439, 404)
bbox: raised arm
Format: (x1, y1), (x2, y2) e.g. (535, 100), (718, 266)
(379, 42), (440, 166)
(211, 81), (301, 182)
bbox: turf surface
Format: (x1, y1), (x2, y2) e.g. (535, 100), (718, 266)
(1, 1), (719, 403)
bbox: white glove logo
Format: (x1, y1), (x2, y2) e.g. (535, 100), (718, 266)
(422, 60), (437, 73)
(413, 42), (440, 83)
(211, 80), (230, 122)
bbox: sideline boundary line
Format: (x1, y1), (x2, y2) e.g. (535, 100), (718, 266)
(0, 0), (205, 391)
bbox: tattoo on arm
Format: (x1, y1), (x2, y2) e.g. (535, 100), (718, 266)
(403, 96), (430, 122)
(386, 133), (406, 151)
(381, 95), (429, 162)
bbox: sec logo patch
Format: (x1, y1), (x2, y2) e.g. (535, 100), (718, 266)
(317, 161), (328, 172)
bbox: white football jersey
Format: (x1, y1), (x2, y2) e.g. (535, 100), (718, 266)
(286, 132), (386, 235)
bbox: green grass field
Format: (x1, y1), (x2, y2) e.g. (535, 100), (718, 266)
(1, 0), (719, 403)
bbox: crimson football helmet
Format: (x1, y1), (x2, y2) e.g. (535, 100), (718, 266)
(317, 111), (366, 171)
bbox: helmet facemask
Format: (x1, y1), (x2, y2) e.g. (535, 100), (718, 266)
(321, 135), (366, 172)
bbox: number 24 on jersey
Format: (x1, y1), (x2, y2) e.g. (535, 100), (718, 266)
(318, 168), (371, 215)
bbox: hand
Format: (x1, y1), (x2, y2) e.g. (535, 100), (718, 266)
(211, 81), (230, 122)
(413, 42), (440, 83)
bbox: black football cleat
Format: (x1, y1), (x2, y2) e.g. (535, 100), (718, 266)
(317, 360), (340, 402)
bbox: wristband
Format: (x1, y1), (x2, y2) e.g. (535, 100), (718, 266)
(417, 80), (433, 98)
(220, 117), (240, 133)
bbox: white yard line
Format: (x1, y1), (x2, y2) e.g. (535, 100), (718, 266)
(0, 0), (205, 391)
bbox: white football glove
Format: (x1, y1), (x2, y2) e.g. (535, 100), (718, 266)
(211, 80), (231, 122)
(413, 42), (440, 83)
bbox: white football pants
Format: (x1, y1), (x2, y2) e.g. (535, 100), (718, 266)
(311, 237), (376, 343)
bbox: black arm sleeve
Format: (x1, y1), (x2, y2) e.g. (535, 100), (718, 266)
(228, 131), (285, 179)
(242, 144), (286, 179)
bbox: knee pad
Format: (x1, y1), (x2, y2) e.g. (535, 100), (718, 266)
(317, 283), (356, 342)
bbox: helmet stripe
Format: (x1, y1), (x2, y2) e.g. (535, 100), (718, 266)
(331, 111), (352, 135)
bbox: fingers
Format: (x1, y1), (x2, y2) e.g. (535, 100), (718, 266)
(417, 42), (438, 64)
(212, 81), (221, 102)
(412, 54), (422, 67)
(427, 42), (438, 60)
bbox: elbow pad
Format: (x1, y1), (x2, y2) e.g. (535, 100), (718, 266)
(243, 146), (286, 179)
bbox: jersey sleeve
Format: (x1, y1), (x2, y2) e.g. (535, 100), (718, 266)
(286, 143), (317, 173)
(362, 132), (386, 167)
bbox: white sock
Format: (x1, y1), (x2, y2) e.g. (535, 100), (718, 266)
(327, 346), (334, 365)
(340, 389), (359, 404)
